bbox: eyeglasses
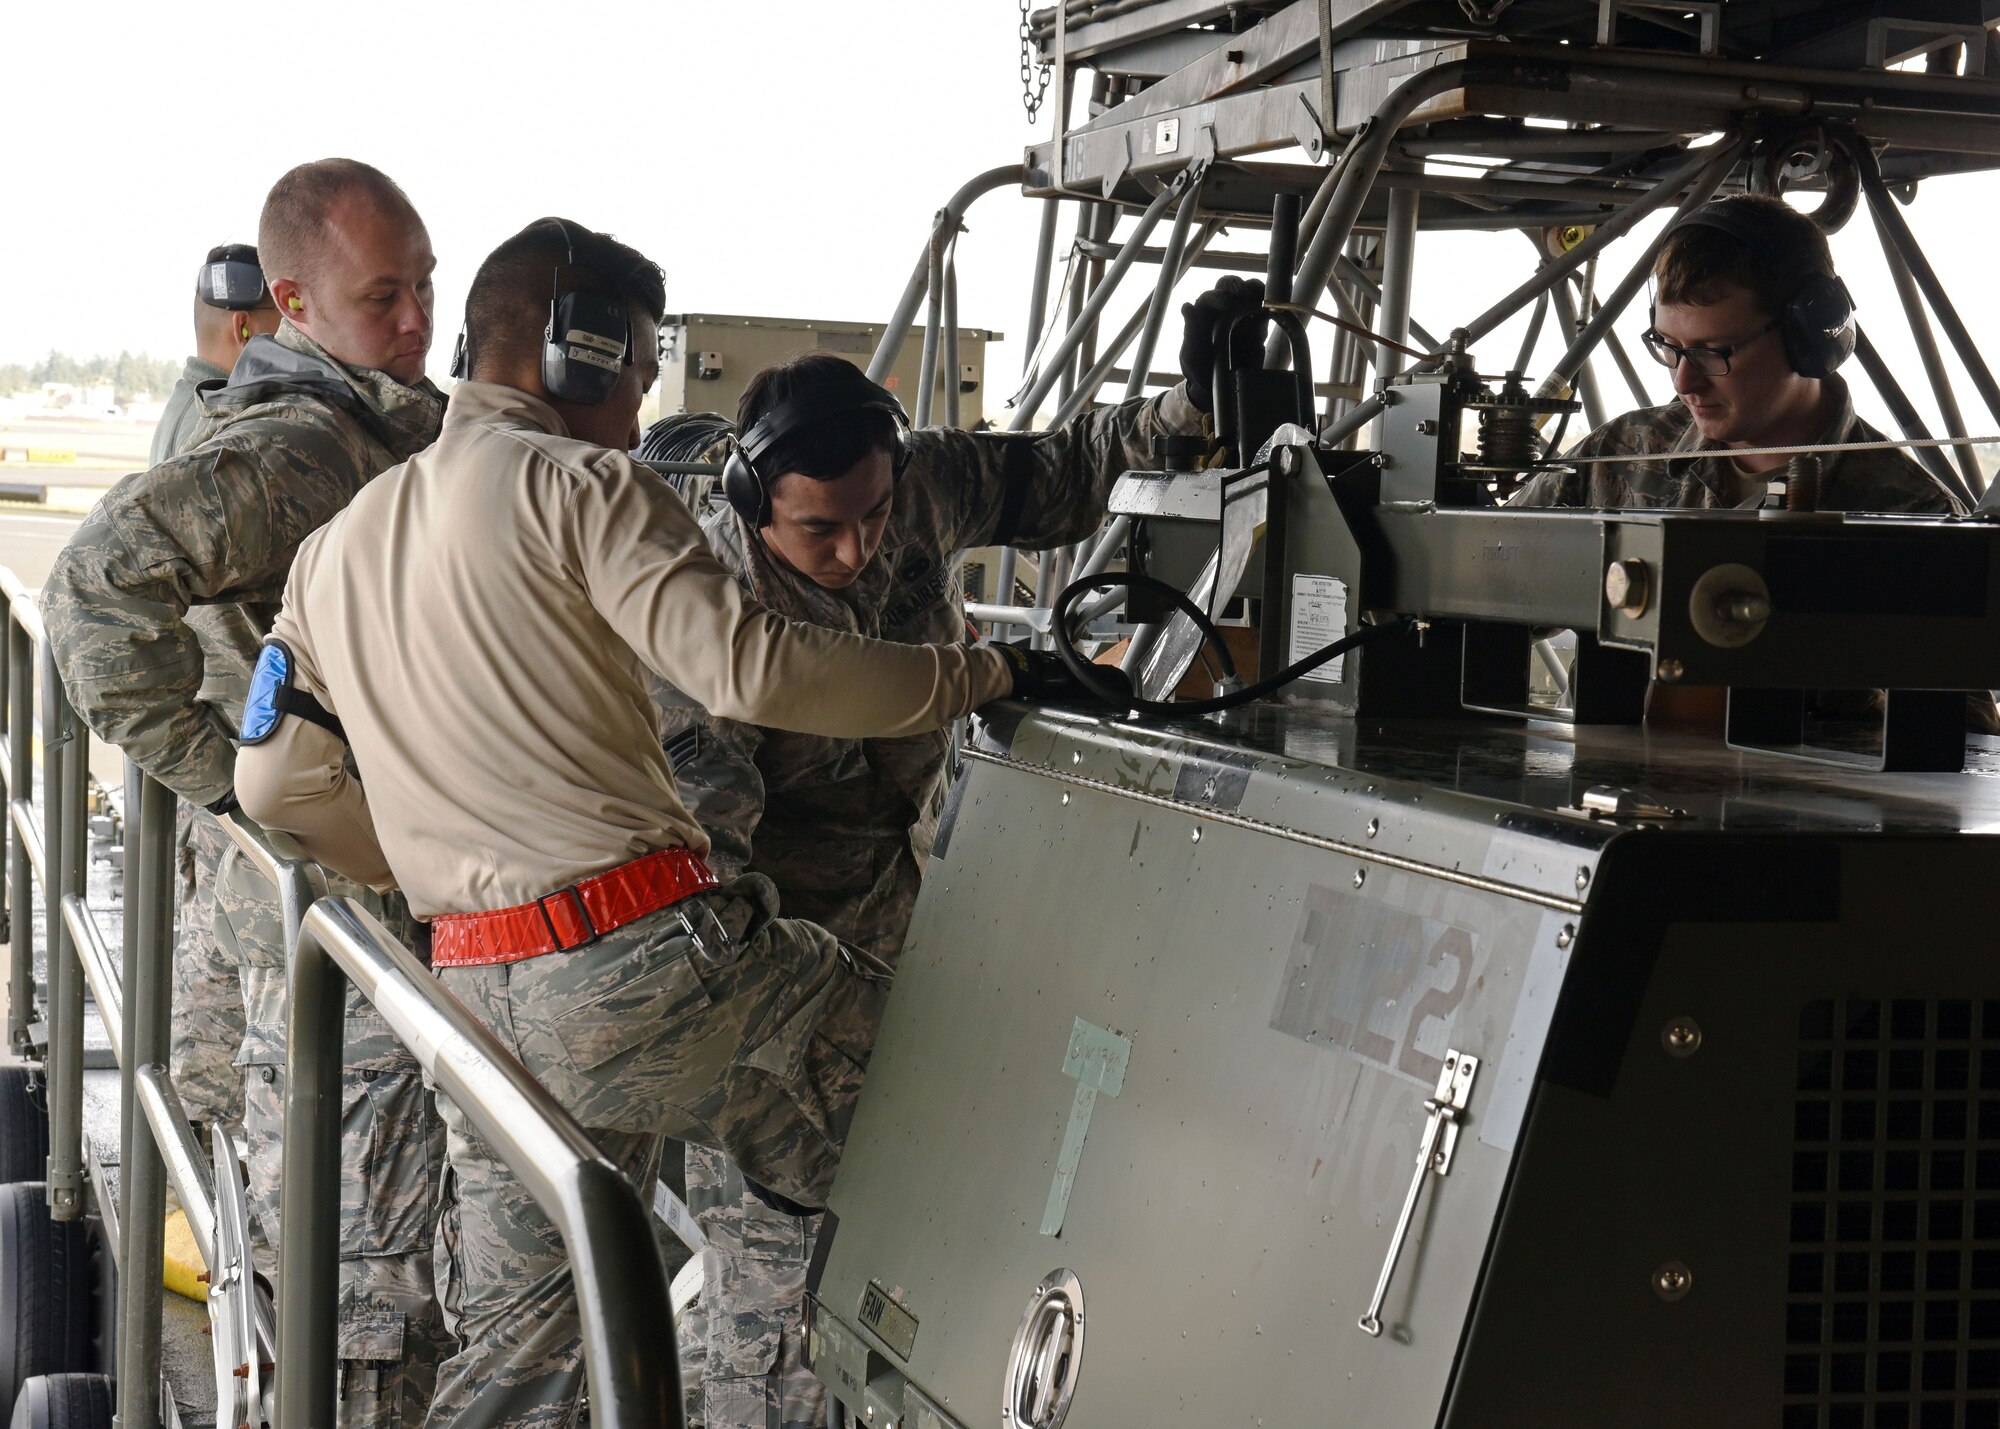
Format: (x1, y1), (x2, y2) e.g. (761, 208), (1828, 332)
(1640, 317), (1781, 377)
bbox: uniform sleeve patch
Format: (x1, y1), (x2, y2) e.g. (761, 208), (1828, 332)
(663, 726), (702, 770)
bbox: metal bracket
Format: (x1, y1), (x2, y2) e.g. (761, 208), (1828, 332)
(1558, 784), (1690, 822)
(1866, 18), (1987, 77)
(1358, 1048), (1479, 1337)
(1596, 0), (1720, 57)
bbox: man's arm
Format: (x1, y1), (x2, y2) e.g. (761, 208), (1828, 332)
(575, 456), (1014, 736)
(233, 713), (394, 888)
(41, 446), (277, 806)
(905, 385), (1208, 555)
(652, 679), (766, 882)
(232, 607), (394, 887)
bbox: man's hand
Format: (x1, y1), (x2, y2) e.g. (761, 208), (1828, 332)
(1179, 276), (1269, 415)
(984, 640), (1133, 709)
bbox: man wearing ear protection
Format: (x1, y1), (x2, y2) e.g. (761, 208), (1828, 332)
(652, 279), (1259, 1429)
(141, 242), (285, 1160)
(42, 158), (449, 1429)
(1513, 193), (1950, 512)
(150, 243), (283, 465)
(234, 215), (1149, 1429)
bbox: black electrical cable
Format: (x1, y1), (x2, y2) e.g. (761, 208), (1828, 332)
(637, 411), (734, 464)
(1049, 571), (1418, 717)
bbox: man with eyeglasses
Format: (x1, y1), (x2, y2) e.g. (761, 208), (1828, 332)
(1513, 193), (1954, 513)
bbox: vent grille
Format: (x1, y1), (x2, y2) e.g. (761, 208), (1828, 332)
(1787, 998), (2000, 1429)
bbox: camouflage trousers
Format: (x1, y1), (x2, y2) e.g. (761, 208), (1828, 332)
(427, 874), (888, 1429)
(171, 804), (244, 1128)
(677, 1144), (824, 1429)
(212, 847), (449, 1429)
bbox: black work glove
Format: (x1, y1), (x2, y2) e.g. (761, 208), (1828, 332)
(1178, 276), (1269, 415)
(985, 640), (1133, 709)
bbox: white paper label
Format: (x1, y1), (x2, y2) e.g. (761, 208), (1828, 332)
(1288, 573), (1349, 683)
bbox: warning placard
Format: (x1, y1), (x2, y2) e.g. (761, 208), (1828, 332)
(1288, 574), (1349, 683)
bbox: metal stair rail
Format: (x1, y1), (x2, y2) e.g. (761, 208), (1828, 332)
(0, 561), (682, 1429)
(218, 819), (685, 1429)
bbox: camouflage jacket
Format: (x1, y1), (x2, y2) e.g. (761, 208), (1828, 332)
(42, 322), (442, 806)
(1511, 377), (1956, 514)
(653, 385), (1206, 962)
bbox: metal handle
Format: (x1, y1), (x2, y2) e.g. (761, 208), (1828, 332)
(1358, 1050), (1479, 1338)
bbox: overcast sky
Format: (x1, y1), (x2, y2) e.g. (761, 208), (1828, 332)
(4, 2), (1995, 444)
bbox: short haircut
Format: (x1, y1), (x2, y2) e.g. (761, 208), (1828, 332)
(1654, 194), (1835, 316)
(257, 159), (420, 288)
(462, 218), (665, 381)
(736, 352), (901, 482)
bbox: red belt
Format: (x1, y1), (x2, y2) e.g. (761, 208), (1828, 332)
(430, 847), (719, 968)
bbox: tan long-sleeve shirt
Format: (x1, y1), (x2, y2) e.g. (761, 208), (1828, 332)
(236, 380), (1012, 919)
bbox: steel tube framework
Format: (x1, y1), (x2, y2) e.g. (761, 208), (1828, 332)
(116, 774), (175, 1429)
(1542, 139), (1744, 412)
(1871, 205), (1984, 499)
(1860, 154), (2000, 455)
(1851, 328), (1975, 508)
(867, 165), (1025, 384)
(1009, 181), (1182, 430)
(45, 642), (89, 1222)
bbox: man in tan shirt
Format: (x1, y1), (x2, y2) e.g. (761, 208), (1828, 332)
(235, 217), (1077, 1429)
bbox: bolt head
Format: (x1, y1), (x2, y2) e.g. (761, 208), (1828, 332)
(1556, 924), (1574, 950)
(1353, 868), (1367, 888)
(1658, 658), (1684, 683)
(1604, 558), (1651, 615)
(1366, 818), (1380, 838)
(1653, 1262), (1693, 1301)
(1662, 1017), (1703, 1057)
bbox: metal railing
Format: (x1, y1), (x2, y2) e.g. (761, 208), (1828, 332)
(216, 819), (683, 1429)
(0, 564), (682, 1429)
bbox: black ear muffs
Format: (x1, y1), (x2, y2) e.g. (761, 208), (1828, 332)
(1783, 273), (1856, 380)
(199, 243), (268, 311)
(723, 366), (913, 528)
(720, 439), (771, 527)
(542, 288), (629, 405)
(1662, 202), (1855, 380)
(535, 218), (636, 406)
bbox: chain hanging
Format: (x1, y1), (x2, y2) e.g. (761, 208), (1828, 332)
(1020, 0), (1054, 120)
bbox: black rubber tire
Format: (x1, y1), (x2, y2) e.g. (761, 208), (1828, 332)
(0, 1074), (49, 1187)
(0, 1185), (92, 1415)
(7, 1375), (113, 1429)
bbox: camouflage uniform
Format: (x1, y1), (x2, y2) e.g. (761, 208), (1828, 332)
(211, 848), (448, 1429)
(171, 802), (243, 1127)
(655, 385), (1208, 1428)
(1511, 377), (1957, 512)
(40, 320), (446, 1429)
(429, 873), (892, 1429)
(160, 375), (263, 1130)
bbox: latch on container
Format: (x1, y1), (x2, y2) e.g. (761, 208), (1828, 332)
(1358, 1048), (1478, 1337)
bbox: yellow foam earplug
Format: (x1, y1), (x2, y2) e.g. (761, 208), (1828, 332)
(162, 1207), (209, 1302)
